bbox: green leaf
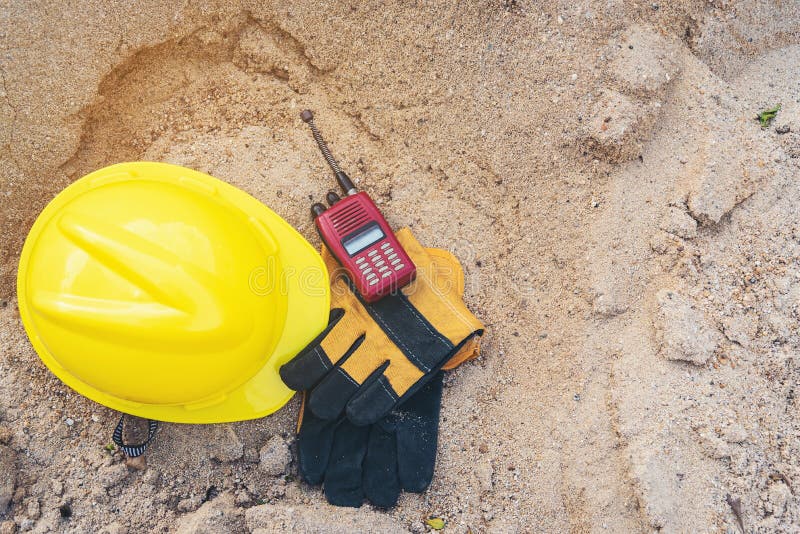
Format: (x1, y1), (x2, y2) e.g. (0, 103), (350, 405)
(757, 104), (781, 128)
(426, 517), (445, 530)
(104, 443), (115, 452)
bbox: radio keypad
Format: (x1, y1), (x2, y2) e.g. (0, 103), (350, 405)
(353, 238), (409, 285)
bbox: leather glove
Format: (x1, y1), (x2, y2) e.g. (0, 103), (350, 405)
(297, 372), (445, 507)
(295, 239), (481, 507)
(280, 228), (483, 425)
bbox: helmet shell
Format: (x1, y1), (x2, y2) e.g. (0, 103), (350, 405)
(17, 162), (329, 423)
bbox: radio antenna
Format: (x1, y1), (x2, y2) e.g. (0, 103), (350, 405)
(300, 110), (358, 195)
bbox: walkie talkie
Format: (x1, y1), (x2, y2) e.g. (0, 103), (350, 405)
(301, 110), (416, 303)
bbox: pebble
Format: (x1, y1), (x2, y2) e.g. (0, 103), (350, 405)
(65, 418), (74, 427)
(0, 521), (15, 534)
(125, 454), (147, 471)
(259, 436), (291, 476)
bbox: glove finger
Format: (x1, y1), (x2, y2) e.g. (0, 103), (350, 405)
(307, 352), (384, 421)
(297, 399), (339, 485)
(345, 368), (407, 426)
(279, 308), (345, 390)
(396, 372), (444, 492)
(323, 420), (370, 507)
(363, 423), (400, 508)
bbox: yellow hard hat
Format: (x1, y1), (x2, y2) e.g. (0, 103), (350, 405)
(17, 162), (329, 423)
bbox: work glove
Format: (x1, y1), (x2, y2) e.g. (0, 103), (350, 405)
(297, 372), (445, 507)
(295, 239), (481, 507)
(280, 228), (484, 425)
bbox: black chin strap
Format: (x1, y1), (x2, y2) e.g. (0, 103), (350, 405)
(112, 415), (158, 457)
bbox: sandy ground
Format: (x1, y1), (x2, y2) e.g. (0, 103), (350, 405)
(1, 1), (799, 532)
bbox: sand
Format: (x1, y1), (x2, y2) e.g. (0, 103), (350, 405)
(1, 1), (799, 532)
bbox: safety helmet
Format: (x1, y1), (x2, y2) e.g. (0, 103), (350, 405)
(17, 162), (329, 423)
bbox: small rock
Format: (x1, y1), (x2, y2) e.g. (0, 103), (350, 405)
(50, 479), (63, 496)
(410, 521), (426, 534)
(0, 520), (15, 534)
(65, 418), (74, 427)
(654, 289), (722, 365)
(259, 436), (291, 476)
(0, 445), (17, 512)
(125, 454), (147, 471)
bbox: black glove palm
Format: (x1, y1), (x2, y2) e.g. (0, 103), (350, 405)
(298, 372), (444, 508)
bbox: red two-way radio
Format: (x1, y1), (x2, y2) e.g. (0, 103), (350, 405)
(301, 110), (416, 303)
